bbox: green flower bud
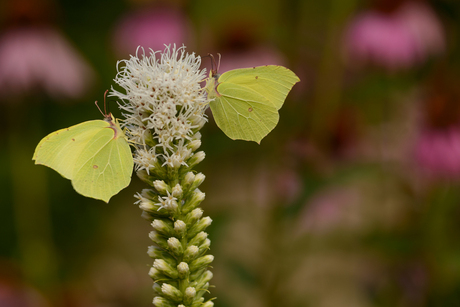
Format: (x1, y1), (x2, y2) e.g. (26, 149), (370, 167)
(184, 208), (203, 226)
(189, 255), (214, 273)
(202, 300), (214, 307)
(151, 219), (175, 237)
(195, 270), (213, 290)
(191, 173), (206, 191)
(153, 296), (176, 307)
(190, 297), (204, 307)
(182, 190), (205, 214)
(174, 220), (187, 237)
(183, 245), (199, 262)
(167, 237), (183, 257)
(177, 262), (190, 279)
(189, 231), (208, 247)
(182, 172), (195, 193)
(187, 216), (212, 239)
(187, 139), (201, 152)
(149, 231), (169, 250)
(153, 259), (178, 279)
(188, 151), (205, 168)
(198, 239), (211, 256)
(152, 282), (162, 295)
(161, 283), (183, 302)
(183, 286), (196, 305)
(192, 132), (202, 141)
(148, 267), (167, 280)
(172, 183), (183, 198)
(153, 180), (171, 195)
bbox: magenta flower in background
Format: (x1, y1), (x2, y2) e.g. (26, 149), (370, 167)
(415, 127), (460, 178)
(0, 27), (95, 100)
(112, 7), (190, 57)
(344, 1), (445, 70)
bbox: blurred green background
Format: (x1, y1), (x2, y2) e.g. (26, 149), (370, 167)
(2, 0), (460, 306)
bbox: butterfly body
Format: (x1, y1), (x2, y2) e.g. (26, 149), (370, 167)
(33, 114), (133, 203)
(205, 65), (299, 143)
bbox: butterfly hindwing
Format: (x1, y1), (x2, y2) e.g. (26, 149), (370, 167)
(211, 82), (279, 143)
(72, 126), (133, 202)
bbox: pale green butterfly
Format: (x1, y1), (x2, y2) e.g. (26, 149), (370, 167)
(205, 59), (300, 143)
(32, 91), (133, 203)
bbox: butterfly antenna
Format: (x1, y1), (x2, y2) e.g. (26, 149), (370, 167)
(103, 89), (111, 117)
(217, 53), (221, 72)
(207, 53), (217, 75)
(95, 90), (111, 120)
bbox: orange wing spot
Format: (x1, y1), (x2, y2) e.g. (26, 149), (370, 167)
(248, 107), (253, 112)
(93, 165), (99, 169)
(255, 76), (259, 79)
(72, 138), (75, 141)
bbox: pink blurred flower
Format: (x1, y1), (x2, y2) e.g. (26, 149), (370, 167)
(0, 27), (95, 100)
(299, 187), (361, 234)
(217, 45), (286, 73)
(344, 1), (445, 70)
(415, 127), (460, 178)
(112, 7), (190, 57)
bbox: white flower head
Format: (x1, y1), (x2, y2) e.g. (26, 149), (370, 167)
(111, 45), (209, 168)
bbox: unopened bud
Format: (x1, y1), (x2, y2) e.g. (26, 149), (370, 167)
(182, 190), (205, 214)
(202, 300), (214, 307)
(153, 180), (170, 194)
(191, 173), (206, 190)
(153, 259), (178, 279)
(152, 296), (175, 307)
(182, 172), (195, 192)
(183, 245), (199, 262)
(198, 239), (211, 255)
(192, 132), (202, 141)
(188, 151), (205, 168)
(151, 219), (174, 237)
(177, 262), (190, 279)
(152, 282), (162, 295)
(174, 220), (187, 237)
(172, 184), (183, 198)
(189, 232), (208, 248)
(167, 237), (183, 257)
(149, 231), (169, 250)
(188, 216), (212, 239)
(190, 255), (214, 272)
(184, 208), (203, 226)
(161, 283), (183, 302)
(148, 267), (165, 280)
(195, 270), (213, 290)
(188, 139), (202, 152)
(184, 287), (196, 305)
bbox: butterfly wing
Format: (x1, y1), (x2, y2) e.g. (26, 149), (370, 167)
(33, 120), (109, 179)
(33, 119), (133, 202)
(218, 65), (300, 110)
(72, 122), (133, 202)
(210, 82), (279, 143)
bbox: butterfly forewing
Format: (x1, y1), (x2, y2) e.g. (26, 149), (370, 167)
(33, 120), (111, 179)
(218, 65), (300, 110)
(211, 82), (279, 143)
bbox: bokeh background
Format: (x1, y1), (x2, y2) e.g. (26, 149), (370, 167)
(1, 0), (460, 306)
